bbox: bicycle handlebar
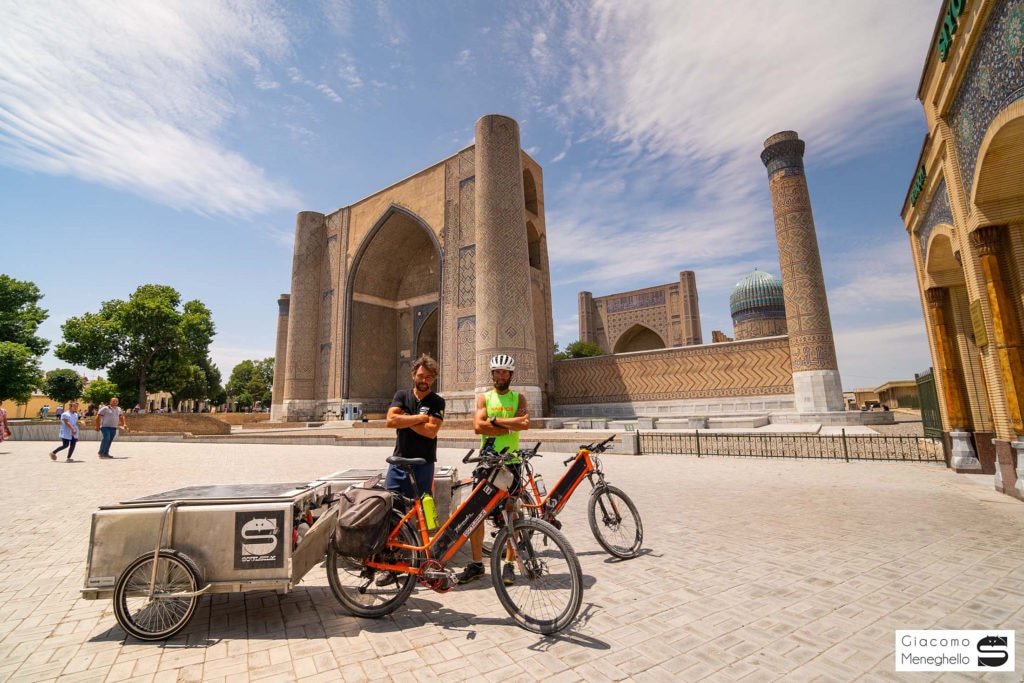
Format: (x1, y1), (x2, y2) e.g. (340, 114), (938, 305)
(582, 434), (616, 453)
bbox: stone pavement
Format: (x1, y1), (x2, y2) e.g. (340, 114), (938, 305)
(1, 438), (1023, 682)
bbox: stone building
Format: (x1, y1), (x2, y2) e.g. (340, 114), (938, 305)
(578, 271), (703, 353)
(271, 114), (554, 421)
(901, 0), (1024, 498)
(729, 269), (788, 340)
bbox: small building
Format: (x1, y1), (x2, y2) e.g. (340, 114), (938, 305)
(874, 381), (920, 410)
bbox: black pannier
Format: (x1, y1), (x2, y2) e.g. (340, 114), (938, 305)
(331, 486), (394, 557)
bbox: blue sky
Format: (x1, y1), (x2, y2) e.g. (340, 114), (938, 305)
(2, 0), (939, 391)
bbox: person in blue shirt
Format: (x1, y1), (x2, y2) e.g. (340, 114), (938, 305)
(50, 401), (81, 462)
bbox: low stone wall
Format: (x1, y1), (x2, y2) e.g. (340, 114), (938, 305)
(211, 413), (271, 426)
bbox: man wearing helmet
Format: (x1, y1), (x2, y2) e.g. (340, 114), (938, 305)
(384, 354), (445, 498)
(457, 353), (531, 585)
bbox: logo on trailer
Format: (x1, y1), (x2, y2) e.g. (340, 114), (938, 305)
(234, 510), (285, 569)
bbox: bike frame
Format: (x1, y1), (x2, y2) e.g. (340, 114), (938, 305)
(519, 436), (615, 518)
(367, 466), (516, 575)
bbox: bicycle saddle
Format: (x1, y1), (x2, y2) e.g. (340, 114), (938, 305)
(388, 455), (427, 467)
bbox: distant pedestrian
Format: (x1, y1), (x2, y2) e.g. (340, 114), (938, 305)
(95, 397), (128, 459)
(41, 404), (50, 419)
(0, 400), (10, 443)
(55, 405), (64, 420)
(50, 401), (80, 462)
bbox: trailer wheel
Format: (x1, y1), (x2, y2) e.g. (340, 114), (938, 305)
(113, 549), (202, 641)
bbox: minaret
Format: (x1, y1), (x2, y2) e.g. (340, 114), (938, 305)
(760, 131), (844, 412)
(281, 211), (325, 420)
(269, 294), (290, 421)
(474, 114), (542, 412)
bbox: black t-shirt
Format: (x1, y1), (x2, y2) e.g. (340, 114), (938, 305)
(390, 389), (445, 463)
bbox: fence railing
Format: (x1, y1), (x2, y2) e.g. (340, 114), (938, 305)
(638, 430), (946, 463)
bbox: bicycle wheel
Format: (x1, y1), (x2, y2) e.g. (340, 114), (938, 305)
(327, 512), (419, 618)
(490, 517), (583, 634)
(587, 484), (643, 559)
(113, 549), (202, 641)
(482, 490), (538, 556)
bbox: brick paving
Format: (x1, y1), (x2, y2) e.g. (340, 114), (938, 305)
(1, 437), (1023, 681)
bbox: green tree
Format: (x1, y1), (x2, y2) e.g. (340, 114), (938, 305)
(0, 341), (43, 402)
(56, 285), (215, 410)
(40, 369), (86, 407)
(0, 275), (49, 356)
(170, 357), (223, 409)
(81, 378), (118, 407)
(554, 340), (604, 360)
(226, 358), (273, 410)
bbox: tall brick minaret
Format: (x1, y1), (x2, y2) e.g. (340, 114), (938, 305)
(760, 131), (844, 412)
(474, 114), (542, 411)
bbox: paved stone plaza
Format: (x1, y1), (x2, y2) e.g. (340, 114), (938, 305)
(2, 438), (1023, 681)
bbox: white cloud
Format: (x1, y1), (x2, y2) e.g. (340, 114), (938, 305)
(834, 319), (931, 389)
(0, 0), (299, 217)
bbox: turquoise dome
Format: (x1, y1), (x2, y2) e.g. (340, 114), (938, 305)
(729, 270), (785, 320)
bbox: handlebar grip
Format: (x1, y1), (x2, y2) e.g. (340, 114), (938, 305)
(461, 449), (476, 463)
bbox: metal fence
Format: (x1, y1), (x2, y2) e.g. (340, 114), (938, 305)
(638, 430), (946, 462)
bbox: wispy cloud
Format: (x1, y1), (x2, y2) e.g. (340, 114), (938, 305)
(0, 0), (299, 217)
(834, 320), (931, 388)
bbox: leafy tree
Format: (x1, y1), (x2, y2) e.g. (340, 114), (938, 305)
(171, 357), (223, 409)
(226, 358), (273, 410)
(554, 340), (604, 360)
(0, 341), (43, 402)
(81, 378), (118, 407)
(56, 285), (215, 410)
(41, 369), (86, 407)
(0, 275), (49, 355)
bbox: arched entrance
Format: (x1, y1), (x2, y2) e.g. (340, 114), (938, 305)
(613, 324), (665, 353)
(346, 207), (441, 408)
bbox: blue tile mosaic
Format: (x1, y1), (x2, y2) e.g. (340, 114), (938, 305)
(918, 177), (954, 260)
(949, 0), (1024, 205)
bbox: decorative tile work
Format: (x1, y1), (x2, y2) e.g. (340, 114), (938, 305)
(458, 246), (475, 307)
(457, 316), (476, 384)
(606, 290), (665, 313)
(949, 0), (1024, 203)
(918, 177), (954, 261)
(553, 337), (793, 404)
(763, 135), (839, 375)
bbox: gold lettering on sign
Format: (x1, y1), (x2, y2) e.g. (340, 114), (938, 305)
(970, 299), (988, 348)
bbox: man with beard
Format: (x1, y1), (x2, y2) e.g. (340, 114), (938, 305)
(457, 353), (531, 585)
(384, 354), (445, 498)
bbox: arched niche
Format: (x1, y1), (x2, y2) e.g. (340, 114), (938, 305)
(613, 324), (665, 354)
(346, 206), (441, 402)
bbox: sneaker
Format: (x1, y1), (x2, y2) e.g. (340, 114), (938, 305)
(49, 452), (57, 461)
(99, 454), (114, 459)
(502, 562), (515, 586)
(457, 562), (485, 585)
(66, 458), (73, 463)
(374, 572), (398, 587)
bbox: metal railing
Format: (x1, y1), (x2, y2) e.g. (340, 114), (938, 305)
(638, 430), (945, 462)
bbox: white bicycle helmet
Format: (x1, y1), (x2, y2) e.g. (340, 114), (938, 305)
(489, 354), (515, 371)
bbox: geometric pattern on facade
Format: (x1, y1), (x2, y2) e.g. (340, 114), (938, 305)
(554, 336), (793, 405)
(917, 177), (954, 260)
(949, 0), (1024, 202)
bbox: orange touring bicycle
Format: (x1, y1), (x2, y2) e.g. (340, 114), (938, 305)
(326, 440), (583, 634)
(484, 435), (644, 559)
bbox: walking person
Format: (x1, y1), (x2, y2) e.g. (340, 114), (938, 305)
(458, 353), (531, 586)
(0, 400), (11, 443)
(95, 397), (128, 459)
(50, 401), (80, 462)
(384, 354), (445, 498)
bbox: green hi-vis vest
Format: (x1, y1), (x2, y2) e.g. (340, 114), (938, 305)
(483, 390), (519, 460)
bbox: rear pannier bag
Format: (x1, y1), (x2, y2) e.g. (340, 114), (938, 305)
(331, 486), (394, 557)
